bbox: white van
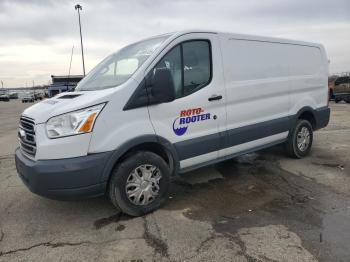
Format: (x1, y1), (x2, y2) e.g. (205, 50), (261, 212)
(15, 30), (330, 216)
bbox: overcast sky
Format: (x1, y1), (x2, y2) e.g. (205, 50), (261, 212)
(0, 0), (349, 88)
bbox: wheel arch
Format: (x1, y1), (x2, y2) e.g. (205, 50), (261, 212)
(100, 135), (179, 184)
(294, 106), (330, 131)
(296, 107), (317, 130)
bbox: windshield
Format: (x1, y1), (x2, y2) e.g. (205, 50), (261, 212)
(76, 35), (171, 91)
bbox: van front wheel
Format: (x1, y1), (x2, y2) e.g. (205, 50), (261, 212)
(109, 151), (170, 216)
(285, 119), (313, 158)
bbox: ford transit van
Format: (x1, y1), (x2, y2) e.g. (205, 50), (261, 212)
(15, 30), (330, 216)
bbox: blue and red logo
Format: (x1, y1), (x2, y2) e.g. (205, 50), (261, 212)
(172, 108), (211, 136)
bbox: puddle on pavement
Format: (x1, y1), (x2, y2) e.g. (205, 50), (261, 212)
(166, 151), (318, 223)
(167, 155), (278, 221)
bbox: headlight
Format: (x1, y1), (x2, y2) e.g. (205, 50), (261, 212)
(46, 103), (105, 138)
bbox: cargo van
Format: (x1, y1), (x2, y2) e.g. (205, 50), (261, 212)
(15, 30), (330, 216)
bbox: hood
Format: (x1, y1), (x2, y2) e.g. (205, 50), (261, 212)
(22, 89), (115, 123)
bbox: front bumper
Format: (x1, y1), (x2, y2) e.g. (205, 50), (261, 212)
(15, 148), (113, 200)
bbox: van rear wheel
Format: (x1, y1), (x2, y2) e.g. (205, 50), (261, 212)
(108, 151), (170, 216)
(285, 119), (313, 158)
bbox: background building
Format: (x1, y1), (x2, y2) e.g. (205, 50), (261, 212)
(48, 75), (83, 97)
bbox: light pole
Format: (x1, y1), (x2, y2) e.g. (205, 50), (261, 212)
(67, 45), (74, 90)
(75, 4), (86, 76)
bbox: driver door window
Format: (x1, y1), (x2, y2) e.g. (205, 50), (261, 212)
(183, 41), (211, 96)
(154, 46), (182, 98)
(154, 40), (211, 99)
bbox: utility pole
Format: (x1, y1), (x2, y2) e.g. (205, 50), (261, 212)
(68, 45), (74, 77)
(1, 80), (3, 89)
(75, 4), (86, 76)
(67, 45), (74, 90)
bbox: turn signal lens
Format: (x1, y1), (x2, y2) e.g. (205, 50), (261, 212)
(79, 112), (97, 133)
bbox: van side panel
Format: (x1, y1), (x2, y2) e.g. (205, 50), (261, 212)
(288, 44), (328, 116)
(219, 36), (291, 157)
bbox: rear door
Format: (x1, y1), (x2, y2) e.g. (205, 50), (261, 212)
(147, 33), (226, 170)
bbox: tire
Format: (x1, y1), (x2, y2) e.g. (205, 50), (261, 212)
(109, 151), (171, 216)
(285, 119), (313, 158)
(335, 98), (340, 103)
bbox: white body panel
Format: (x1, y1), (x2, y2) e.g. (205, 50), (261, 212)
(288, 44), (328, 115)
(88, 78), (155, 153)
(220, 37), (291, 128)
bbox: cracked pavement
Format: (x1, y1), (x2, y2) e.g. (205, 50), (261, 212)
(1, 100), (350, 261)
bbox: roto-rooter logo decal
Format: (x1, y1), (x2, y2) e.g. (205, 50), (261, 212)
(172, 108), (211, 136)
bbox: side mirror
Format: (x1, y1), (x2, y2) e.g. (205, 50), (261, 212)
(149, 68), (176, 104)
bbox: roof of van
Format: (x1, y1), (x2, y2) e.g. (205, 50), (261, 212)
(170, 29), (323, 48)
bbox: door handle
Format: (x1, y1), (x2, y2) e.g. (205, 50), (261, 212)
(208, 95), (222, 101)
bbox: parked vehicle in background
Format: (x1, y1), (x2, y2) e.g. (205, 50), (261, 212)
(0, 94), (10, 102)
(333, 76), (350, 103)
(34, 92), (44, 101)
(22, 93), (35, 103)
(15, 30), (330, 216)
(9, 92), (19, 99)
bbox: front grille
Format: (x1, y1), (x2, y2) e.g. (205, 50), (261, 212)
(19, 116), (36, 157)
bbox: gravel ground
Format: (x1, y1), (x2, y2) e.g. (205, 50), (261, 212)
(0, 100), (349, 262)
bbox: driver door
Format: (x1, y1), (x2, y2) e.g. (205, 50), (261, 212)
(147, 34), (226, 170)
